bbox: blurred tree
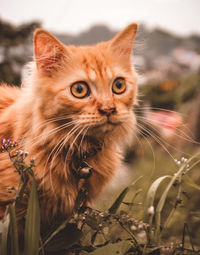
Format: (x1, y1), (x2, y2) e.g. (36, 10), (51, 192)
(140, 73), (200, 111)
(0, 19), (41, 86)
(0, 19), (40, 47)
(0, 61), (20, 85)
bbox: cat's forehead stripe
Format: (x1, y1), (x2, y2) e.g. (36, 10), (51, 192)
(80, 49), (114, 82)
(87, 66), (113, 84)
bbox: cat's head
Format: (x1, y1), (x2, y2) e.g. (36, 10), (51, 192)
(32, 23), (138, 142)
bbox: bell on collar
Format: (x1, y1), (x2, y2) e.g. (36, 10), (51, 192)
(78, 161), (93, 179)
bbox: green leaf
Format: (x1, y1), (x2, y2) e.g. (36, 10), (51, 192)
(144, 175), (171, 221)
(45, 223), (82, 252)
(108, 176), (143, 214)
(41, 217), (71, 248)
(8, 204), (19, 255)
(0, 213), (10, 255)
(154, 159), (191, 243)
(24, 178), (40, 255)
(144, 175), (171, 244)
(108, 187), (130, 214)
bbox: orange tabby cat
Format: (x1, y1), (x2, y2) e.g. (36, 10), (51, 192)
(0, 23), (138, 226)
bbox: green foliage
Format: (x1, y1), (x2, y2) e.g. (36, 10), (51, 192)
(0, 140), (200, 255)
(0, 213), (9, 255)
(45, 224), (82, 252)
(0, 139), (40, 255)
(0, 61), (21, 85)
(0, 19), (40, 86)
(8, 204), (19, 255)
(108, 177), (143, 214)
(24, 178), (40, 255)
(140, 73), (200, 111)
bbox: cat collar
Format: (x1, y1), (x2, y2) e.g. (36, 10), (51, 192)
(70, 145), (102, 180)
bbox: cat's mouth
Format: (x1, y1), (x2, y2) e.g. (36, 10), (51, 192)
(93, 117), (121, 132)
(106, 119), (120, 126)
(78, 116), (122, 133)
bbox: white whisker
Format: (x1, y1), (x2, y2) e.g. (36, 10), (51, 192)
(135, 127), (156, 175)
(28, 120), (78, 148)
(137, 116), (199, 148)
(45, 124), (82, 195)
(78, 126), (89, 154)
(136, 122), (176, 160)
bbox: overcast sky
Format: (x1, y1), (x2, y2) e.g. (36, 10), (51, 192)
(0, 0), (199, 36)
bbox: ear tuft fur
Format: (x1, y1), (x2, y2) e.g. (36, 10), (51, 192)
(109, 23), (138, 59)
(34, 29), (67, 75)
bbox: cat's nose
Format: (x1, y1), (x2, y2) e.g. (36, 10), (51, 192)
(98, 107), (116, 116)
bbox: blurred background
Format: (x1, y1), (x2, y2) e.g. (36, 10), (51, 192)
(0, 0), (200, 246)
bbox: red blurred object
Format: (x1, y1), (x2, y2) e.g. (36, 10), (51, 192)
(148, 111), (182, 137)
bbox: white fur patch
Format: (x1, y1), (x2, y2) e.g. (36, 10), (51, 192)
(106, 67), (113, 79)
(89, 69), (97, 81)
(113, 66), (125, 77)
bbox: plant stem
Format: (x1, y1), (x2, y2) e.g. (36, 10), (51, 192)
(163, 175), (182, 229)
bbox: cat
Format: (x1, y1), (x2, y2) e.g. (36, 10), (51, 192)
(0, 23), (138, 226)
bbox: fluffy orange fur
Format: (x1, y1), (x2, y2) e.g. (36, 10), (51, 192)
(0, 23), (138, 226)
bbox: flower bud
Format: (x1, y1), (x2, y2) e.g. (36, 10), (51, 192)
(147, 206), (154, 215)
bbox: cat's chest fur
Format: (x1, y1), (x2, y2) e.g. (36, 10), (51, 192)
(25, 134), (121, 222)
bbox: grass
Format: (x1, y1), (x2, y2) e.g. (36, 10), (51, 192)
(0, 138), (200, 255)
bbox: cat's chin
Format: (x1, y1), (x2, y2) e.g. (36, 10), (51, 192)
(99, 122), (116, 133)
(90, 121), (120, 136)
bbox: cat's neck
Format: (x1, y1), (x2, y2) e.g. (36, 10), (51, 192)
(0, 87), (123, 219)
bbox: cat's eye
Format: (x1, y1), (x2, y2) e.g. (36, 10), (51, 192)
(112, 78), (126, 95)
(70, 81), (90, 98)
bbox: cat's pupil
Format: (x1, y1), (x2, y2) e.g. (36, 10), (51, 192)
(116, 80), (122, 89)
(76, 84), (83, 93)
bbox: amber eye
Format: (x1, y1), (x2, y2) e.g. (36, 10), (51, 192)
(70, 81), (90, 98)
(112, 77), (126, 94)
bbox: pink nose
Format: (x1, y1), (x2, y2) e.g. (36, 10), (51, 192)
(98, 107), (116, 116)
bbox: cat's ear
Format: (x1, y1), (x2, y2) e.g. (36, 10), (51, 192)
(34, 29), (67, 75)
(109, 23), (138, 63)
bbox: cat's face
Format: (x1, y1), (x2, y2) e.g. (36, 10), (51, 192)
(33, 24), (138, 138)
